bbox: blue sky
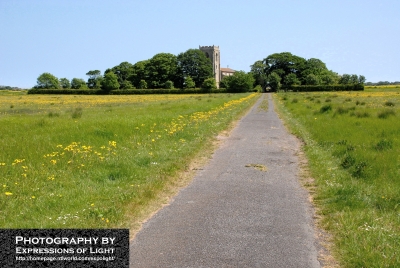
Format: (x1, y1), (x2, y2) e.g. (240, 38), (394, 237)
(1, 0), (399, 88)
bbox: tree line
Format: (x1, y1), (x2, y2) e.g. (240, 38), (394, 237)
(33, 50), (366, 93)
(34, 49), (219, 92)
(250, 52), (365, 91)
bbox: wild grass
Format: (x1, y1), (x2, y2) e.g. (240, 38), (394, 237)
(0, 93), (259, 230)
(273, 90), (400, 267)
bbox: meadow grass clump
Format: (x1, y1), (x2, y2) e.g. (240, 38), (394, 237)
(273, 90), (400, 267)
(71, 107), (83, 119)
(373, 139), (393, 151)
(384, 101), (395, 107)
(291, 98), (298, 103)
(48, 111), (60, 117)
(319, 104), (332, 113)
(352, 111), (370, 118)
(377, 109), (395, 119)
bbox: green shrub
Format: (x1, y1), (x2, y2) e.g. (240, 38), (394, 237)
(320, 104), (332, 113)
(164, 80), (174, 89)
(377, 109), (395, 119)
(384, 101), (395, 107)
(201, 78), (217, 93)
(374, 139), (393, 151)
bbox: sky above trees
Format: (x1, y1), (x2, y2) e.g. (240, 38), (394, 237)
(1, 0), (399, 88)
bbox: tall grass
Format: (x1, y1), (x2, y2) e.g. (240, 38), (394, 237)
(273, 91), (400, 267)
(0, 93), (259, 230)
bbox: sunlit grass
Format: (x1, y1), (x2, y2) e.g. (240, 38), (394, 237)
(273, 90), (400, 267)
(1, 93), (260, 230)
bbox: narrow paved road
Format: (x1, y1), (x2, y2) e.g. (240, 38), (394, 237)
(130, 94), (320, 267)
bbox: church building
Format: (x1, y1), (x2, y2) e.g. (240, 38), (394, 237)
(199, 45), (235, 87)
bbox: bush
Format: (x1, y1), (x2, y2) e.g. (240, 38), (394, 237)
(201, 78), (217, 93)
(377, 109), (396, 119)
(254, 85), (263, 92)
(225, 71), (255, 93)
(164, 80), (174, 89)
(320, 104), (332, 113)
(139, 80), (148, 89)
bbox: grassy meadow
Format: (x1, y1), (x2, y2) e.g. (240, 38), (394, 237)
(274, 90), (400, 267)
(0, 91), (259, 231)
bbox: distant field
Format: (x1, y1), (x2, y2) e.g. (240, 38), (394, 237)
(274, 90), (400, 267)
(365, 85), (400, 91)
(0, 92), (259, 231)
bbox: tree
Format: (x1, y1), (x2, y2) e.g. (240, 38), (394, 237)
(120, 80), (134, 89)
(358, 75), (366, 85)
(138, 79), (147, 89)
(263, 52), (306, 81)
(283, 73), (301, 87)
(219, 76), (232, 89)
(201, 78), (217, 92)
(177, 49), (213, 88)
(86, 70), (102, 89)
(304, 74), (321, 85)
(147, 53), (178, 88)
(102, 71), (120, 92)
(339, 74), (352, 84)
(266, 72), (281, 91)
(225, 71), (255, 93)
(184, 76), (195, 89)
(250, 60), (268, 91)
(34, 72), (60, 89)
(71, 78), (88, 89)
(107, 62), (134, 89)
(131, 60), (149, 88)
(59, 78), (71, 89)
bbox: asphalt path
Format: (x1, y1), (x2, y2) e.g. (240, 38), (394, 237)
(130, 93), (321, 267)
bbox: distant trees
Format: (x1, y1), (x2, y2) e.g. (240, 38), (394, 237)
(222, 71), (254, 93)
(71, 78), (88, 89)
(86, 70), (102, 89)
(201, 78), (217, 92)
(102, 71), (120, 92)
(59, 78), (71, 89)
(34, 73), (60, 89)
(177, 49), (213, 88)
(32, 49), (367, 92)
(146, 53), (179, 88)
(251, 52), (365, 91)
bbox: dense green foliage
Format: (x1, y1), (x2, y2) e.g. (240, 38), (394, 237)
(250, 52), (365, 91)
(34, 73), (60, 89)
(201, 78), (217, 92)
(32, 48), (213, 91)
(71, 78), (88, 89)
(177, 49), (213, 88)
(59, 78), (71, 89)
(221, 71), (255, 93)
(102, 71), (120, 92)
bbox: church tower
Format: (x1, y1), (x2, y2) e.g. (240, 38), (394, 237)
(199, 45), (221, 87)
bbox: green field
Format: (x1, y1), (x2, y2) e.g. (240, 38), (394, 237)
(0, 92), (259, 232)
(274, 90), (400, 267)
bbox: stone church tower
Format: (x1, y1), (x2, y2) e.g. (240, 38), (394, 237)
(199, 45), (221, 86)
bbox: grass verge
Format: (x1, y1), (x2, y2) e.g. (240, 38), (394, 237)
(273, 91), (400, 267)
